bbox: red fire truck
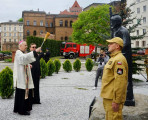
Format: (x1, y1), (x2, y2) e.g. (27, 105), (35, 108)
(60, 42), (95, 59)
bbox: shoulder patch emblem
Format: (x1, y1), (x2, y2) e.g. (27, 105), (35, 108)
(117, 62), (122, 65)
(108, 61), (112, 65)
(117, 68), (123, 75)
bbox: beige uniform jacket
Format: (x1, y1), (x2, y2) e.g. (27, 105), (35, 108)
(100, 51), (128, 104)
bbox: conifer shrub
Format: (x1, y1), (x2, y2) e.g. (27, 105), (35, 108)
(47, 59), (56, 76)
(40, 58), (47, 78)
(85, 58), (94, 72)
(54, 59), (61, 74)
(63, 60), (72, 72)
(0, 67), (14, 99)
(73, 58), (81, 72)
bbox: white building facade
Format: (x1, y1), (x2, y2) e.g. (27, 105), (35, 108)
(1, 21), (23, 51)
(127, 0), (148, 48)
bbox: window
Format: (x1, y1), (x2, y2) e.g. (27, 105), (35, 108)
(9, 27), (11, 31)
(20, 27), (22, 31)
(4, 27), (6, 31)
(50, 23), (53, 27)
(4, 33), (6, 37)
(65, 20), (68, 27)
(136, 41), (139, 47)
(137, 0), (140, 2)
(143, 29), (146, 34)
(143, 17), (146, 24)
(137, 30), (139, 35)
(65, 36), (68, 41)
(143, 5), (146, 12)
(33, 20), (37, 26)
(27, 21), (30, 26)
(66, 44), (71, 48)
(59, 20), (63, 27)
(27, 30), (30, 36)
(61, 37), (63, 40)
(9, 33), (11, 37)
(142, 41), (146, 47)
(40, 20), (43, 26)
(137, 19), (141, 24)
(137, 8), (140, 13)
(14, 33), (16, 37)
(73, 44), (77, 48)
(70, 21), (73, 27)
(33, 31), (37, 36)
(14, 39), (16, 42)
(14, 27), (16, 31)
(19, 33), (21, 37)
(40, 30), (43, 34)
(46, 22), (48, 27)
(9, 39), (11, 42)
(4, 39), (6, 43)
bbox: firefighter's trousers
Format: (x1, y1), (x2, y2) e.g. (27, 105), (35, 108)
(103, 98), (123, 120)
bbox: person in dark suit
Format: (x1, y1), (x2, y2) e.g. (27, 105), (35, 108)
(30, 43), (41, 104)
(39, 49), (44, 60)
(44, 48), (50, 63)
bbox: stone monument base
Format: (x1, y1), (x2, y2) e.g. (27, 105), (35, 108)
(89, 94), (148, 120)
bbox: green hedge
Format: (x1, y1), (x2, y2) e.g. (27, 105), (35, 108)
(85, 58), (94, 72)
(47, 59), (56, 76)
(40, 58), (47, 78)
(54, 59), (61, 74)
(0, 51), (12, 55)
(26, 36), (62, 57)
(63, 60), (72, 72)
(0, 67), (14, 99)
(73, 58), (81, 72)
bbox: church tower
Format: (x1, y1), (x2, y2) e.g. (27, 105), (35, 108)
(60, 0), (82, 15)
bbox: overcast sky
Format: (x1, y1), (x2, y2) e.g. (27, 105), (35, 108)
(0, 0), (114, 23)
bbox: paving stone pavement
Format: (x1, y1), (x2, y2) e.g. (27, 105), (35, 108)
(0, 59), (148, 120)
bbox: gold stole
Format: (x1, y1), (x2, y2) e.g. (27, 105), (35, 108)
(25, 65), (29, 99)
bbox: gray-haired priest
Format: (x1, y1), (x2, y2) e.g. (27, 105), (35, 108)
(13, 41), (41, 115)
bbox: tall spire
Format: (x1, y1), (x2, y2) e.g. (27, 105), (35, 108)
(71, 0), (81, 8)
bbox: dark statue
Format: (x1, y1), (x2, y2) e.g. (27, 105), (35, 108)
(110, 14), (135, 106)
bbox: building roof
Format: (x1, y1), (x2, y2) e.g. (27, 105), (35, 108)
(83, 3), (106, 11)
(83, 1), (121, 11)
(71, 0), (81, 8)
(55, 14), (78, 18)
(1, 21), (23, 25)
(60, 0), (82, 15)
(22, 10), (46, 14)
(22, 10), (46, 17)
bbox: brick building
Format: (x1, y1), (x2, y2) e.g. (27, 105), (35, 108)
(1, 21), (23, 51)
(22, 0), (81, 41)
(22, 10), (78, 41)
(0, 25), (1, 50)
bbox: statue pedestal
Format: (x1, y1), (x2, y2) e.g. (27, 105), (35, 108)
(124, 99), (135, 106)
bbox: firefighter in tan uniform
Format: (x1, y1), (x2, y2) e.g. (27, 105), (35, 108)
(100, 37), (128, 120)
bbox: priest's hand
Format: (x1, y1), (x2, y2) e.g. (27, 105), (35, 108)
(36, 47), (41, 53)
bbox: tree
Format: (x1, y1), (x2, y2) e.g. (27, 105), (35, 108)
(72, 5), (111, 45)
(18, 18), (23, 22)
